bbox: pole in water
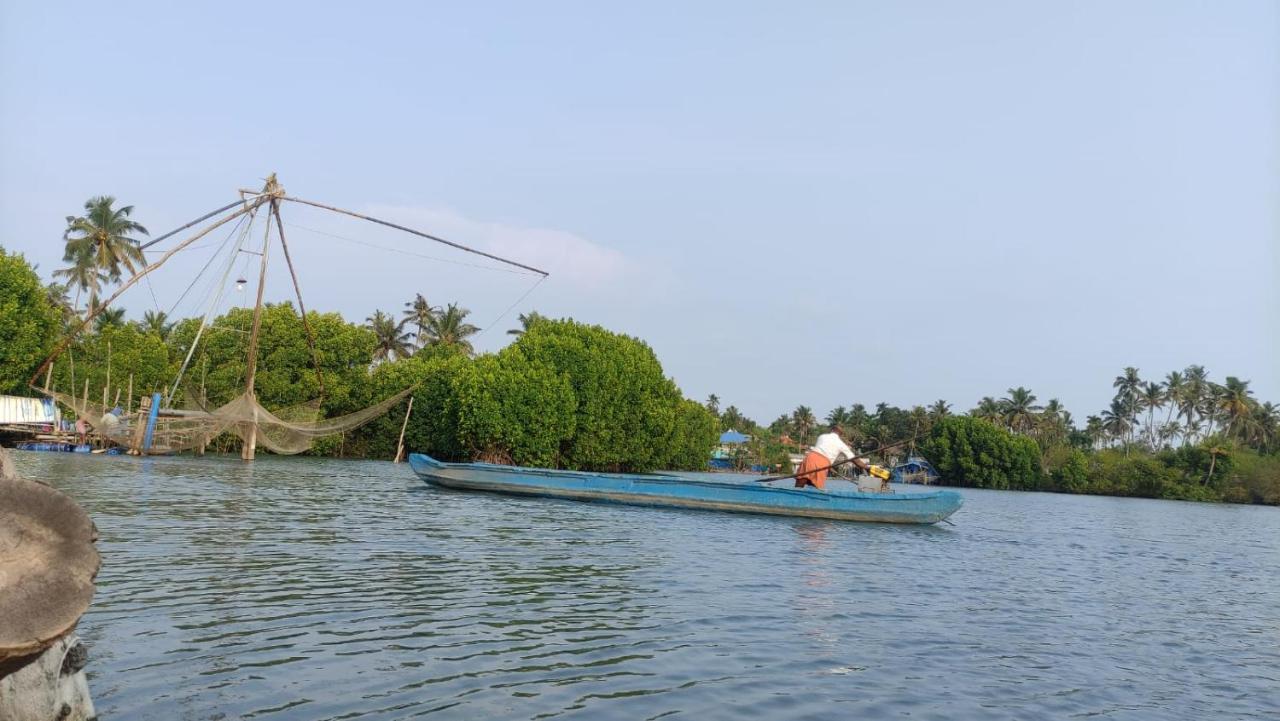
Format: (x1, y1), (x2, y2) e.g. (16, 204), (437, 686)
(393, 396), (415, 463)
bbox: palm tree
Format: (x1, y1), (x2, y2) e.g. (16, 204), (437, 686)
(44, 282), (76, 327)
(1139, 381), (1165, 450)
(825, 405), (848, 428)
(52, 246), (107, 313)
(365, 310), (413, 364)
(1101, 400), (1132, 452)
(791, 405), (816, 444)
(1163, 371), (1185, 430)
(972, 397), (1002, 424)
(929, 400), (951, 419)
(424, 303), (480, 354)
(1084, 415), (1105, 450)
(1253, 402), (1279, 453)
(1218, 377), (1256, 441)
(721, 405), (751, 432)
(1113, 367), (1142, 446)
(1180, 365), (1209, 443)
(62, 196), (149, 284)
(140, 310), (174, 340)
(402, 293), (438, 348)
(507, 311), (547, 336)
(94, 307), (127, 331)
(1000, 387), (1040, 434)
(706, 394), (721, 416)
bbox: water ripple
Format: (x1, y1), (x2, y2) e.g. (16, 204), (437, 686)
(10, 451), (1280, 720)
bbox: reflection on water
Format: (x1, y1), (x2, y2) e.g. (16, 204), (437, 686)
(11, 451), (1280, 720)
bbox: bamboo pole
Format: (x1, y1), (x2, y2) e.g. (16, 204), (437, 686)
(127, 375), (134, 415)
(43, 364), (52, 393)
(270, 199), (325, 396)
(29, 199), (265, 386)
(281, 195), (549, 276)
(241, 189), (275, 462)
(393, 396), (415, 463)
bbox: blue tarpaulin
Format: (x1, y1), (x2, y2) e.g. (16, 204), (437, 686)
(719, 430), (749, 444)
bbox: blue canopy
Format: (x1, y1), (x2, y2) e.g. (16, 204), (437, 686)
(719, 430), (750, 444)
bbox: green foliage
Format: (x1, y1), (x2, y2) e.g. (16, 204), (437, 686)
(509, 319), (689, 472)
(453, 352), (577, 467)
(661, 399), (720, 470)
(0, 248), (60, 394)
(919, 416), (1041, 490)
(1044, 446), (1089, 493)
(356, 349), (471, 460)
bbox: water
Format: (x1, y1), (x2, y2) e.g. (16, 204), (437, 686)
(10, 452), (1279, 720)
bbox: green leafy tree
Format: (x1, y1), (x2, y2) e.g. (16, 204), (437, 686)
(919, 416), (1040, 490)
(0, 248), (61, 394)
(402, 293), (438, 347)
(506, 311), (547, 336)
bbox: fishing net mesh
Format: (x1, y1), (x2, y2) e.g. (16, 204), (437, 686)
(47, 387), (412, 455)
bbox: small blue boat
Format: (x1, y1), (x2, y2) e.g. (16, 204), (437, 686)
(409, 453), (962, 524)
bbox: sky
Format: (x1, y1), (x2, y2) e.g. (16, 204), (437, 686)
(2, 1), (1277, 425)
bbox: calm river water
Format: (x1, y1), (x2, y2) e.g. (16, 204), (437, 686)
(11, 451), (1279, 720)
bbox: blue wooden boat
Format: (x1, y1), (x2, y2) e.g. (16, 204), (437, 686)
(408, 453), (962, 524)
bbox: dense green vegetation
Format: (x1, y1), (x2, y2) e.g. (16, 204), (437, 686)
(3, 195), (1276, 504)
(708, 377), (1280, 505)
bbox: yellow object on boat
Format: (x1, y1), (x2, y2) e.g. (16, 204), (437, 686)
(869, 465), (891, 480)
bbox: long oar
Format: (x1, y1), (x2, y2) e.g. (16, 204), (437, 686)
(752, 437), (918, 484)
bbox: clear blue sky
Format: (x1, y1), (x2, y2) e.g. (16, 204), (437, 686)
(2, 1), (1276, 424)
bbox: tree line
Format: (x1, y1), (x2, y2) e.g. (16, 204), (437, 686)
(0, 197), (718, 472)
(703, 375), (1279, 505)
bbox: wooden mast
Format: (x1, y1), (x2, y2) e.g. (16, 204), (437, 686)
(240, 174), (281, 461)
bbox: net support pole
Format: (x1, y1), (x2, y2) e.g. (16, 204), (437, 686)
(241, 181), (277, 461)
(393, 396), (414, 463)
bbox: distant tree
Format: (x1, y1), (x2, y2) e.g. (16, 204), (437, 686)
(1000, 387), (1040, 434)
(139, 309), (174, 340)
(705, 394), (721, 416)
(791, 405), (816, 444)
(929, 399), (951, 419)
(506, 311), (547, 336)
(1218, 377), (1256, 442)
(94, 307), (127, 331)
(365, 310), (413, 364)
(402, 293), (438, 347)
(424, 303), (480, 354)
(61, 196), (149, 290)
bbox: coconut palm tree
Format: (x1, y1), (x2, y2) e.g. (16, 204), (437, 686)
(1218, 377), (1256, 441)
(1101, 400), (1132, 452)
(1253, 402), (1279, 453)
(929, 400), (951, 419)
(44, 282), (76, 327)
(94, 307), (127, 332)
(507, 311), (547, 336)
(1084, 415), (1105, 450)
(1180, 365), (1209, 442)
(402, 293), (438, 348)
(62, 196), (149, 284)
(1139, 381), (1165, 450)
(140, 310), (174, 340)
(365, 310), (413, 364)
(1000, 387), (1040, 434)
(972, 397), (1002, 424)
(706, 394), (721, 416)
(1113, 367), (1142, 446)
(424, 303), (480, 354)
(52, 246), (108, 314)
(1163, 370), (1185, 430)
(791, 405), (816, 444)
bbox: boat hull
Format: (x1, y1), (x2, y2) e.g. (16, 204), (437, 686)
(408, 454), (962, 524)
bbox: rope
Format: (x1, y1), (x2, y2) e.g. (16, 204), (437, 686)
(282, 221), (541, 276)
(474, 275), (547, 339)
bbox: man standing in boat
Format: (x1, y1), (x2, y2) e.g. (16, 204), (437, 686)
(795, 425), (870, 490)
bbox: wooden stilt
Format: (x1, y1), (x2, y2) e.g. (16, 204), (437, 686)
(241, 178), (277, 462)
(127, 375), (133, 414)
(393, 396), (415, 463)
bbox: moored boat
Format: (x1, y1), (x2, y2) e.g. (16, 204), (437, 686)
(408, 453), (962, 524)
